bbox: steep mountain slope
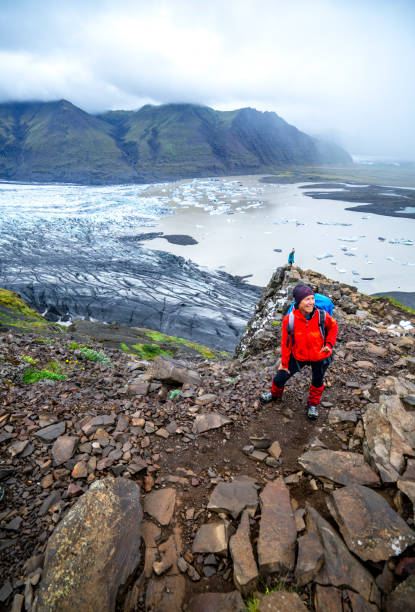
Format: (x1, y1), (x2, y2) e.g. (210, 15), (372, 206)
(0, 100), (138, 183)
(0, 100), (352, 184)
(101, 103), (352, 181)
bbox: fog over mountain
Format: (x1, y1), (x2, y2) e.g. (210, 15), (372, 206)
(0, 0), (414, 159)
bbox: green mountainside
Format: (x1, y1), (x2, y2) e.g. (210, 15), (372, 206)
(0, 99), (352, 184)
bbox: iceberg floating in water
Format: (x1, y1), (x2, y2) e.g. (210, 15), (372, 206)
(336, 267), (347, 273)
(316, 253), (333, 260)
(338, 236), (360, 242)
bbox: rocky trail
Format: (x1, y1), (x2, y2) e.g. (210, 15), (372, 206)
(1, 266), (415, 611)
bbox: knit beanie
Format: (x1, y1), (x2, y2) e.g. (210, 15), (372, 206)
(293, 284), (314, 308)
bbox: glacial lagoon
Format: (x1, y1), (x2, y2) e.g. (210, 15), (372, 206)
(0, 175), (414, 348)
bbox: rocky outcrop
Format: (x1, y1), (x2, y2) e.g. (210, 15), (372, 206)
(37, 478), (143, 612)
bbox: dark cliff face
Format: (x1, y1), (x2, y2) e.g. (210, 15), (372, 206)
(0, 100), (352, 184)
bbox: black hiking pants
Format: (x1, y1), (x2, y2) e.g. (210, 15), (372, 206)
(273, 354), (333, 389)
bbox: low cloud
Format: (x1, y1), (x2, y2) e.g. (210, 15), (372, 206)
(0, 0), (414, 157)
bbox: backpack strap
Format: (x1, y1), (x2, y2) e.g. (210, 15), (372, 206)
(318, 308), (327, 343)
(286, 311), (295, 347)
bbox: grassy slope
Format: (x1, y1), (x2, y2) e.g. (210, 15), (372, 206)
(0, 101), (138, 182)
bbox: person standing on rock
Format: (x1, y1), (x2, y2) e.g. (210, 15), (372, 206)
(259, 284), (338, 420)
(288, 248), (295, 266)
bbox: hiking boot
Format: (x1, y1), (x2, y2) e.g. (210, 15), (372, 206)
(259, 391), (282, 404)
(307, 405), (319, 420)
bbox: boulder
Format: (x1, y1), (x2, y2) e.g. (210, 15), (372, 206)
(229, 510), (258, 594)
(363, 395), (415, 483)
(207, 480), (258, 519)
(307, 505), (379, 604)
(258, 591), (307, 611)
(328, 485), (415, 562)
(192, 521), (231, 555)
(51, 436), (78, 466)
(192, 412), (232, 434)
(146, 356), (202, 386)
(258, 478), (296, 574)
(298, 450), (380, 487)
(37, 478), (142, 612)
(144, 488), (176, 526)
(188, 591), (245, 612)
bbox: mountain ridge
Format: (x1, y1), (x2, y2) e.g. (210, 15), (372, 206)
(0, 99), (352, 184)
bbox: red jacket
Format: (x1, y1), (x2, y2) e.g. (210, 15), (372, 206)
(280, 307), (338, 368)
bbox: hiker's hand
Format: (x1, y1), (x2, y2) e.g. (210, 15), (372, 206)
(320, 345), (331, 354)
(278, 364), (290, 373)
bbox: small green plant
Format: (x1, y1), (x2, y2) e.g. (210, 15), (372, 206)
(120, 342), (130, 352)
(22, 355), (38, 365)
(169, 389), (181, 400)
(271, 320), (281, 326)
(245, 595), (261, 612)
(45, 360), (63, 373)
(80, 347), (110, 365)
(68, 342), (82, 350)
(23, 368), (67, 384)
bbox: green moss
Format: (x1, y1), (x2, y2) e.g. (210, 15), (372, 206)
(120, 342), (130, 352)
(271, 320), (281, 326)
(143, 329), (228, 359)
(131, 343), (173, 360)
(23, 368), (67, 384)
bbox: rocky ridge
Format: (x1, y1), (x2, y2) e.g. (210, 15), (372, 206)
(1, 265), (415, 611)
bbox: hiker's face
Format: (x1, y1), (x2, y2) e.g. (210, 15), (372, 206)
(299, 294), (314, 315)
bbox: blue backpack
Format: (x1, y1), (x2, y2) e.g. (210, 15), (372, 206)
(286, 293), (334, 347)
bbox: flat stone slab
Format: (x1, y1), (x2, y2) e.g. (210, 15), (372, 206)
(229, 510), (258, 594)
(188, 591), (245, 612)
(34, 421), (66, 442)
(37, 478), (142, 612)
(328, 409), (358, 425)
(314, 585), (343, 612)
(295, 530), (324, 587)
(145, 574), (185, 612)
(258, 591), (307, 611)
(192, 521), (230, 555)
(363, 395), (415, 483)
(207, 480), (258, 519)
(192, 412), (232, 434)
(307, 504), (379, 603)
(147, 356), (202, 386)
(329, 484), (415, 562)
(298, 450), (380, 487)
(52, 436), (78, 466)
(144, 488), (176, 526)
(258, 477), (296, 574)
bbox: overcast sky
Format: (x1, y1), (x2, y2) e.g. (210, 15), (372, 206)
(0, 0), (414, 158)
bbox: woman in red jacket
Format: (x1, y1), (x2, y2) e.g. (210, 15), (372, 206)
(260, 284), (338, 420)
